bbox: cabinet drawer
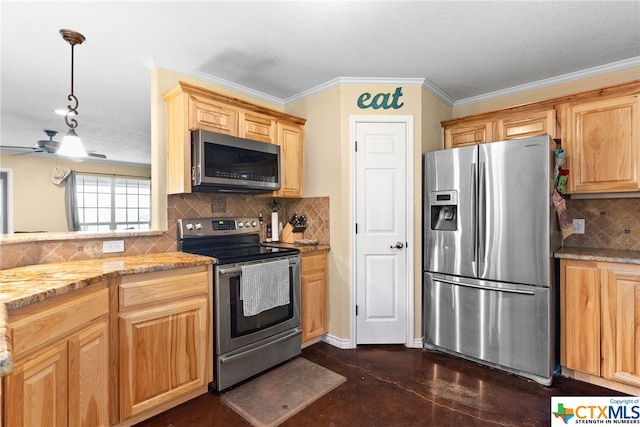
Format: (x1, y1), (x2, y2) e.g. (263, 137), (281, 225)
(301, 252), (327, 273)
(10, 286), (108, 357)
(119, 265), (210, 310)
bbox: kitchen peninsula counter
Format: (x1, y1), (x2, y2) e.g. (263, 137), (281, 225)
(555, 247), (640, 265)
(0, 252), (216, 376)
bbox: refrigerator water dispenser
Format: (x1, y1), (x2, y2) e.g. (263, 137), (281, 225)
(430, 190), (457, 231)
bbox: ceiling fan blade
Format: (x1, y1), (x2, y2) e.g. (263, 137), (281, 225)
(87, 152), (107, 159)
(1, 145), (40, 151)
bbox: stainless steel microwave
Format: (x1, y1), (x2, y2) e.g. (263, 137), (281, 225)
(191, 130), (281, 193)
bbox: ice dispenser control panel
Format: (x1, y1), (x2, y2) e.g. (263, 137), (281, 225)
(430, 190), (457, 231)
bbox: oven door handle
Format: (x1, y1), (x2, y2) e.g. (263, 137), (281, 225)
(218, 266), (242, 276)
(219, 327), (302, 364)
(218, 258), (298, 276)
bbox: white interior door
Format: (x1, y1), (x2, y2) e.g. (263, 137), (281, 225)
(355, 120), (408, 344)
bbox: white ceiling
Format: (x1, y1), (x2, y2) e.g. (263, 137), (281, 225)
(1, 1), (639, 166)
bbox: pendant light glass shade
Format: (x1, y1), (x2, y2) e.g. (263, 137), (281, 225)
(58, 128), (87, 157)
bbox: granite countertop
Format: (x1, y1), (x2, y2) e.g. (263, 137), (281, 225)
(0, 251), (216, 376)
(555, 247), (640, 265)
(263, 242), (331, 253)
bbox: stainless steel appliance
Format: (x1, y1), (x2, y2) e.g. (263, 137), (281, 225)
(191, 130), (281, 193)
(423, 135), (561, 385)
(178, 217), (301, 391)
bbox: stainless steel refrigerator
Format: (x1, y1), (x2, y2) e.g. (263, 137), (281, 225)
(423, 135), (561, 385)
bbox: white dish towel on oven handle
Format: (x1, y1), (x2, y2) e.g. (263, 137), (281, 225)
(240, 259), (290, 316)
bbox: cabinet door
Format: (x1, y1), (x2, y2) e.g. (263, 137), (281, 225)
(496, 110), (556, 141)
(5, 342), (68, 427)
(561, 259), (601, 375)
(119, 296), (208, 420)
(188, 96), (238, 136)
(274, 122), (304, 198)
(68, 321), (109, 427)
(444, 121), (493, 148)
(566, 95), (640, 193)
(601, 264), (640, 387)
(301, 253), (328, 343)
(240, 111), (276, 144)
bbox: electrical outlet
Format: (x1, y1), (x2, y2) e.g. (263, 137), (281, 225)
(573, 219), (585, 234)
(103, 240), (125, 253)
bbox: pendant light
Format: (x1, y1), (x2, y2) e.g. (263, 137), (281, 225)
(57, 29), (87, 157)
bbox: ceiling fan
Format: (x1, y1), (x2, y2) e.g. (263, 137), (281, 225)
(3, 130), (107, 159)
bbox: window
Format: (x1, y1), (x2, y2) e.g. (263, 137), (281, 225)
(76, 174), (151, 232)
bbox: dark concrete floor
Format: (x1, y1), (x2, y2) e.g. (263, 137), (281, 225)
(136, 342), (625, 427)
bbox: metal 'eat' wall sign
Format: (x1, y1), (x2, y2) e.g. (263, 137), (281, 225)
(357, 87), (404, 109)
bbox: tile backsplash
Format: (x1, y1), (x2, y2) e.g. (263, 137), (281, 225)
(1, 194), (330, 269)
(167, 193), (330, 244)
(564, 197), (640, 250)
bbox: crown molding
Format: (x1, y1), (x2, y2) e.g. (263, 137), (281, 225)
(454, 56), (640, 107)
(149, 56), (640, 110)
(148, 58), (285, 106)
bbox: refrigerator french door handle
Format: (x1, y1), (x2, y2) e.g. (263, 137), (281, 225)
(432, 278), (536, 295)
(478, 161), (487, 266)
(471, 162), (478, 270)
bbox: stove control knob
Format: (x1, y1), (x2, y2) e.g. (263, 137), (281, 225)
(194, 223), (202, 230)
(244, 221), (252, 227)
(238, 222), (244, 228)
(186, 223), (194, 230)
(251, 221), (257, 227)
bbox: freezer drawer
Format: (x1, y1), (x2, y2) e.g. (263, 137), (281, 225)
(423, 272), (554, 385)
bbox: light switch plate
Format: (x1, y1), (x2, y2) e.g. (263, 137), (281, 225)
(103, 240), (125, 253)
(573, 219), (585, 234)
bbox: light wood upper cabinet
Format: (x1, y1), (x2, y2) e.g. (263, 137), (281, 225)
(239, 111), (276, 144)
(444, 120), (493, 148)
(301, 251), (328, 344)
(163, 81), (306, 196)
(601, 264), (640, 388)
(116, 265), (212, 424)
(274, 122), (304, 198)
(5, 285), (109, 427)
(560, 259), (600, 376)
(443, 109), (557, 149)
(496, 110), (557, 141)
(189, 96), (239, 136)
(562, 95), (640, 193)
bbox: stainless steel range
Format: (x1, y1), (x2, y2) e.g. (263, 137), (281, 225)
(178, 217), (301, 392)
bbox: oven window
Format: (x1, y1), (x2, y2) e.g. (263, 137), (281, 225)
(229, 268), (294, 338)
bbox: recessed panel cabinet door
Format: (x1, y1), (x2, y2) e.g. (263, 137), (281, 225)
(5, 342), (68, 427)
(566, 95), (640, 193)
(601, 264), (640, 388)
(119, 297), (208, 420)
(560, 259), (601, 376)
(274, 122), (304, 198)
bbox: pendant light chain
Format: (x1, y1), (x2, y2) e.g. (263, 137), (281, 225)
(65, 41), (79, 130)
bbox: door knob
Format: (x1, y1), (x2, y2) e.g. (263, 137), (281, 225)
(390, 241), (404, 249)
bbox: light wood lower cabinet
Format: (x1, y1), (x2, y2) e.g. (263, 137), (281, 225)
(5, 285), (109, 427)
(114, 265), (212, 425)
(601, 264), (640, 387)
(301, 251), (328, 345)
(560, 259), (640, 393)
